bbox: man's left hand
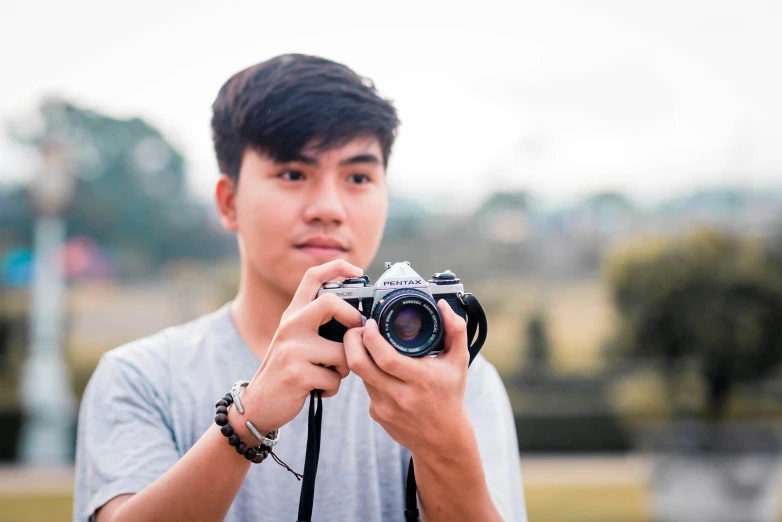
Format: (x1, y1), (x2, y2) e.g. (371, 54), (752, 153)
(344, 299), (472, 454)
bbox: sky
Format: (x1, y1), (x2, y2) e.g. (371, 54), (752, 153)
(2, 0), (781, 212)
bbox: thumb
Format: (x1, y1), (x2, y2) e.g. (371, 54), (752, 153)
(437, 299), (469, 365)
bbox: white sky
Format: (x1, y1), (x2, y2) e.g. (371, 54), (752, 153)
(2, 0), (781, 211)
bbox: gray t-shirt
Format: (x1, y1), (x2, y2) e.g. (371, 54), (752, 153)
(74, 303), (527, 521)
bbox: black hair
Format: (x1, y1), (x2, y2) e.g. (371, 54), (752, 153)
(211, 54), (400, 182)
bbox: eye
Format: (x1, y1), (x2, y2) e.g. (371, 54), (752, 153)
(348, 173), (371, 185)
(279, 170), (305, 181)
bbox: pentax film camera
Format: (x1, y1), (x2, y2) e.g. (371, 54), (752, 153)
(317, 261), (471, 357)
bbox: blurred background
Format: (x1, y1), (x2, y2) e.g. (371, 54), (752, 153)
(2, 1), (782, 521)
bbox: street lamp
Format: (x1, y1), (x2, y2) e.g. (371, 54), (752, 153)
(19, 137), (77, 465)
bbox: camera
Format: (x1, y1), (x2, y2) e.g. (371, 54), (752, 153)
(317, 261), (469, 357)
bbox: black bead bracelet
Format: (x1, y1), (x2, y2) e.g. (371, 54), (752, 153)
(214, 392), (270, 464)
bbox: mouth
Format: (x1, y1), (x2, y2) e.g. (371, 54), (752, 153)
(293, 237), (348, 255)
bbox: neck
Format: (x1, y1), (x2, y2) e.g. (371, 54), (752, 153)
(229, 260), (292, 362)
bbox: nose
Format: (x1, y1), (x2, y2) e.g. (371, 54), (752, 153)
(303, 177), (347, 225)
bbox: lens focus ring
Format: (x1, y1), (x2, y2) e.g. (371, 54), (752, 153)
(372, 289), (443, 357)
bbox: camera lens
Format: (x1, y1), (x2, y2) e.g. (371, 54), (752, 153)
(394, 307), (425, 341)
(372, 289), (443, 357)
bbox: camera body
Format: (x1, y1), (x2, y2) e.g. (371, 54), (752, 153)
(317, 261), (468, 357)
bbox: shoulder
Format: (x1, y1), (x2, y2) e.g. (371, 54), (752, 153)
(465, 354), (510, 405)
(464, 355), (528, 520)
(87, 304), (233, 397)
(463, 354), (517, 431)
(99, 304), (232, 373)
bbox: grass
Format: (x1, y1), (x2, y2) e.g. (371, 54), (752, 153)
(2, 481), (781, 522)
(0, 494), (72, 522)
(0, 486), (648, 522)
(524, 484), (647, 522)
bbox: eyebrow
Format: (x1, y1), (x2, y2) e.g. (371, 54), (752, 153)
(288, 153), (381, 166)
(339, 154), (381, 166)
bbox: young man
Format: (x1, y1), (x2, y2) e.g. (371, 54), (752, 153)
(74, 54), (527, 521)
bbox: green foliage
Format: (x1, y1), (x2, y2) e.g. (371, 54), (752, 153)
(606, 229), (782, 419)
(5, 99), (235, 278)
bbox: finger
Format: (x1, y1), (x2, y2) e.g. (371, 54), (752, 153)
(287, 260), (363, 313)
(362, 379), (380, 400)
(437, 299), (469, 367)
(344, 326), (402, 389)
(308, 366), (343, 398)
(362, 319), (419, 382)
(362, 381), (399, 426)
(303, 337), (351, 379)
(301, 292), (365, 330)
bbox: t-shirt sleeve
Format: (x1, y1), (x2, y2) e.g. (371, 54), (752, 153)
(73, 350), (179, 522)
(465, 356), (528, 522)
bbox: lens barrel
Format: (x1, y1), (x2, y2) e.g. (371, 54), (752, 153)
(371, 289), (443, 357)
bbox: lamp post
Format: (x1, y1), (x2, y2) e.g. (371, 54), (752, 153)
(19, 137), (77, 465)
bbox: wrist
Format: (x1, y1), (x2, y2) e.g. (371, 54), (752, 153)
(227, 389), (278, 440)
(413, 407), (474, 460)
(214, 389), (274, 465)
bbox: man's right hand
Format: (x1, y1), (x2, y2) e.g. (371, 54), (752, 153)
(230, 259), (366, 436)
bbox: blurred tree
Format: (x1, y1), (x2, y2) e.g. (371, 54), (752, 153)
(607, 229), (782, 421)
(476, 190), (534, 217)
(4, 98), (235, 278)
(525, 310), (550, 371)
(382, 195), (429, 239)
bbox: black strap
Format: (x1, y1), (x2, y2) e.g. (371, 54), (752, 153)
(296, 295), (488, 521)
(404, 293), (488, 522)
(464, 293), (488, 365)
(404, 459), (419, 521)
(297, 390), (322, 522)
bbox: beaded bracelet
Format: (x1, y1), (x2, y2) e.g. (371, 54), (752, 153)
(214, 392), (272, 464)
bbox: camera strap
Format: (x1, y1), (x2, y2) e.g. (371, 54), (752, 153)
(297, 389), (322, 522)
(463, 293), (489, 366)
(296, 293), (488, 522)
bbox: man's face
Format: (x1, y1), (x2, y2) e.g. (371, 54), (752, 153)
(224, 135), (389, 298)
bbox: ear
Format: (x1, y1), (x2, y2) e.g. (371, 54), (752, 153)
(215, 174), (238, 232)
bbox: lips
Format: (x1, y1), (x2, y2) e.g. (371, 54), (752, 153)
(294, 236), (348, 252)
